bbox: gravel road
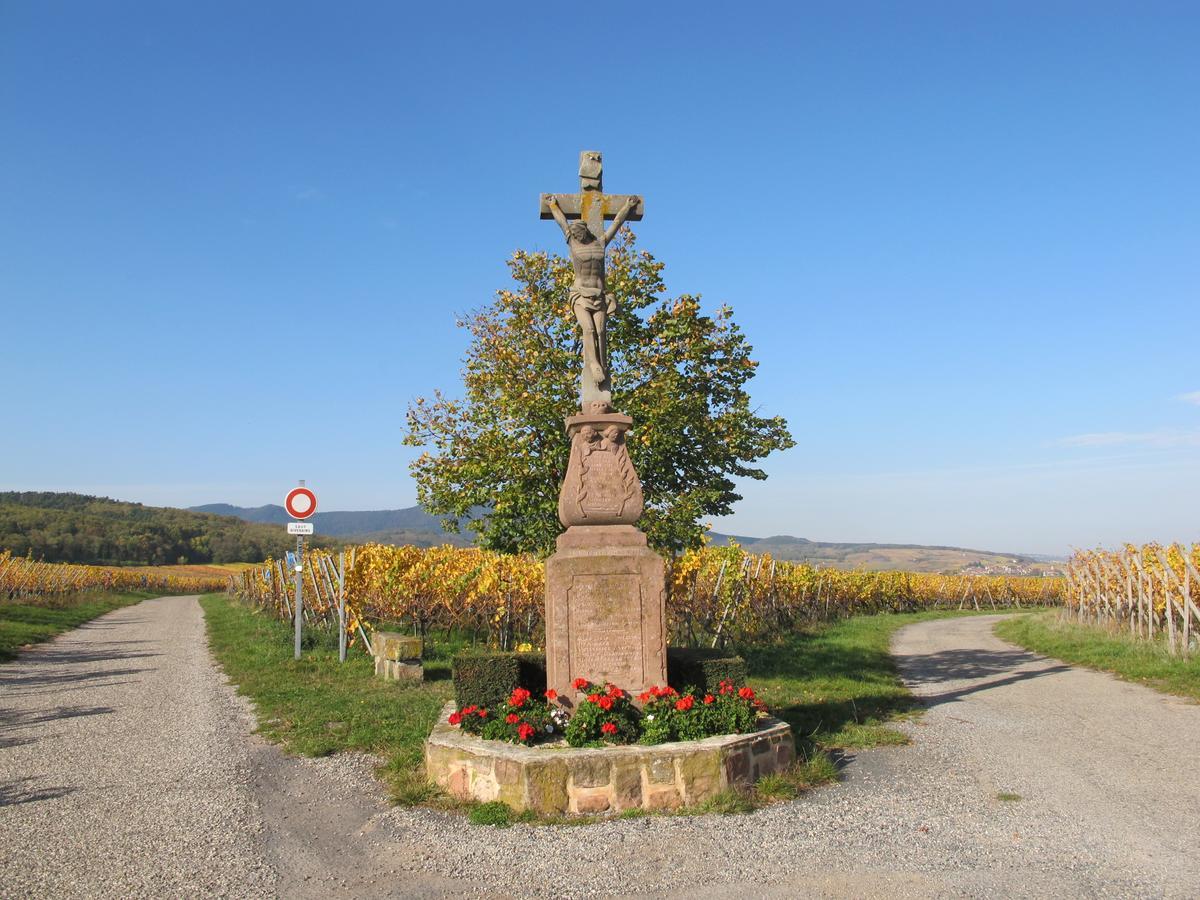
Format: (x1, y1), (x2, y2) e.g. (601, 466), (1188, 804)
(4, 604), (1198, 898)
(366, 614), (1200, 898)
(0, 596), (276, 897)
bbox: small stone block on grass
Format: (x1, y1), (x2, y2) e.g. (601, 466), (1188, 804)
(372, 631), (423, 682)
(373, 631), (422, 660)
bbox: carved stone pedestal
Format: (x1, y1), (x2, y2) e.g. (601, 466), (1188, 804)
(545, 410), (667, 705)
(545, 525), (667, 706)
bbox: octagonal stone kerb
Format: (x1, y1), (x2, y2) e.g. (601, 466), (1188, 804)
(424, 702), (794, 815)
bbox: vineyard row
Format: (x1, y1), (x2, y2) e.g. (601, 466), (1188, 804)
(1064, 544), (1200, 656)
(0, 550), (231, 600)
(232, 543), (1063, 650)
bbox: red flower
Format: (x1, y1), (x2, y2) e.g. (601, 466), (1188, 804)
(462, 705), (478, 714)
(544, 689), (557, 700)
(719, 681), (733, 695)
(448, 712), (463, 726)
(505, 713), (520, 724)
(601, 722), (618, 735)
(598, 696), (614, 711)
(703, 694), (715, 705)
(478, 709), (488, 718)
(572, 677), (590, 690)
(738, 686), (755, 701)
(607, 684), (624, 699)
(637, 691), (653, 703)
(675, 695), (695, 712)
(509, 687), (531, 707)
(587, 693), (602, 705)
(517, 722), (535, 741)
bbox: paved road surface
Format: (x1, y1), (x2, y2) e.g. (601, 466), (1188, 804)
(3, 603), (1198, 898)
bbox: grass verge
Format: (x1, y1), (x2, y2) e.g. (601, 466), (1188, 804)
(0, 590), (156, 662)
(199, 593), (455, 804)
(201, 594), (980, 818)
(996, 610), (1200, 701)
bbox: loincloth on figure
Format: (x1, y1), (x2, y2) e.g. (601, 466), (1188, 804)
(570, 286), (617, 316)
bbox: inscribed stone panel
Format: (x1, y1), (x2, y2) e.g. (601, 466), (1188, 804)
(567, 573), (644, 687)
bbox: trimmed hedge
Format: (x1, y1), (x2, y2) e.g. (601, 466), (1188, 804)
(667, 648), (748, 694)
(450, 647), (746, 709)
(452, 651), (546, 712)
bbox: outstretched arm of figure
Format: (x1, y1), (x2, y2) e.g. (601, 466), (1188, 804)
(544, 194), (570, 237)
(604, 196), (640, 245)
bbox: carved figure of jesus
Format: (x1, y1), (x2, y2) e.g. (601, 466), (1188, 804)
(545, 192), (639, 406)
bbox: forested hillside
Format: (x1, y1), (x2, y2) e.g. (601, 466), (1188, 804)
(0, 492), (335, 565)
(189, 502), (472, 547)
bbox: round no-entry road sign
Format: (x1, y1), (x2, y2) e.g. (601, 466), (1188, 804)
(285, 487), (317, 520)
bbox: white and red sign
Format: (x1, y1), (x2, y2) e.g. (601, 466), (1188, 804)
(284, 486), (317, 520)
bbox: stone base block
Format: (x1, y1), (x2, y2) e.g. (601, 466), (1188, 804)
(373, 631), (423, 661)
(375, 657), (423, 681)
(372, 631), (423, 682)
(424, 702), (795, 815)
(545, 525), (667, 705)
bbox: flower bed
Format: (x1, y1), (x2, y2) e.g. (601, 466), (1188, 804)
(446, 678), (766, 748)
(425, 702), (795, 814)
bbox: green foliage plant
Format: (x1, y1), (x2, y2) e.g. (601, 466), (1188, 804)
(404, 232), (794, 556)
(468, 801), (514, 827)
(475, 687), (557, 745)
(563, 679), (642, 747)
(666, 647), (748, 693)
(636, 681), (759, 745)
(451, 650), (546, 712)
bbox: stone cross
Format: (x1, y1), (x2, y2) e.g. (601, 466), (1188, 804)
(538, 153), (666, 708)
(540, 151), (644, 411)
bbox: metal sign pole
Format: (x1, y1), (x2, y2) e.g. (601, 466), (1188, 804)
(293, 532), (304, 660)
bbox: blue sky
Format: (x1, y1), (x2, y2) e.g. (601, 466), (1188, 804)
(2, 2), (1197, 555)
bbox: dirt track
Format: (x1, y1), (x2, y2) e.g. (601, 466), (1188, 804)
(3, 603), (1199, 898)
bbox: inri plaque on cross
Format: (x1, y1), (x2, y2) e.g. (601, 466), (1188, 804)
(538, 150), (644, 241)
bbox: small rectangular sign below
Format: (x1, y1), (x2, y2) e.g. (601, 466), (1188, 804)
(287, 522), (314, 535)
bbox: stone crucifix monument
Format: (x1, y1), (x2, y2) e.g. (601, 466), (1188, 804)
(539, 151), (668, 706)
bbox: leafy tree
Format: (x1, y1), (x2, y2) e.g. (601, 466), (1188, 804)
(404, 232), (794, 556)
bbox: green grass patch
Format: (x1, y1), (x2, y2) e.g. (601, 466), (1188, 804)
(996, 611), (1200, 701)
(996, 791), (1021, 802)
(467, 801), (514, 827)
(684, 788), (759, 815)
(0, 591), (155, 662)
(199, 593), (454, 804)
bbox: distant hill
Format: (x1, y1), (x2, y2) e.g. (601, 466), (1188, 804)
(194, 501), (1059, 573)
(0, 492), (337, 566)
(706, 532), (1061, 574)
(188, 503), (466, 542)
